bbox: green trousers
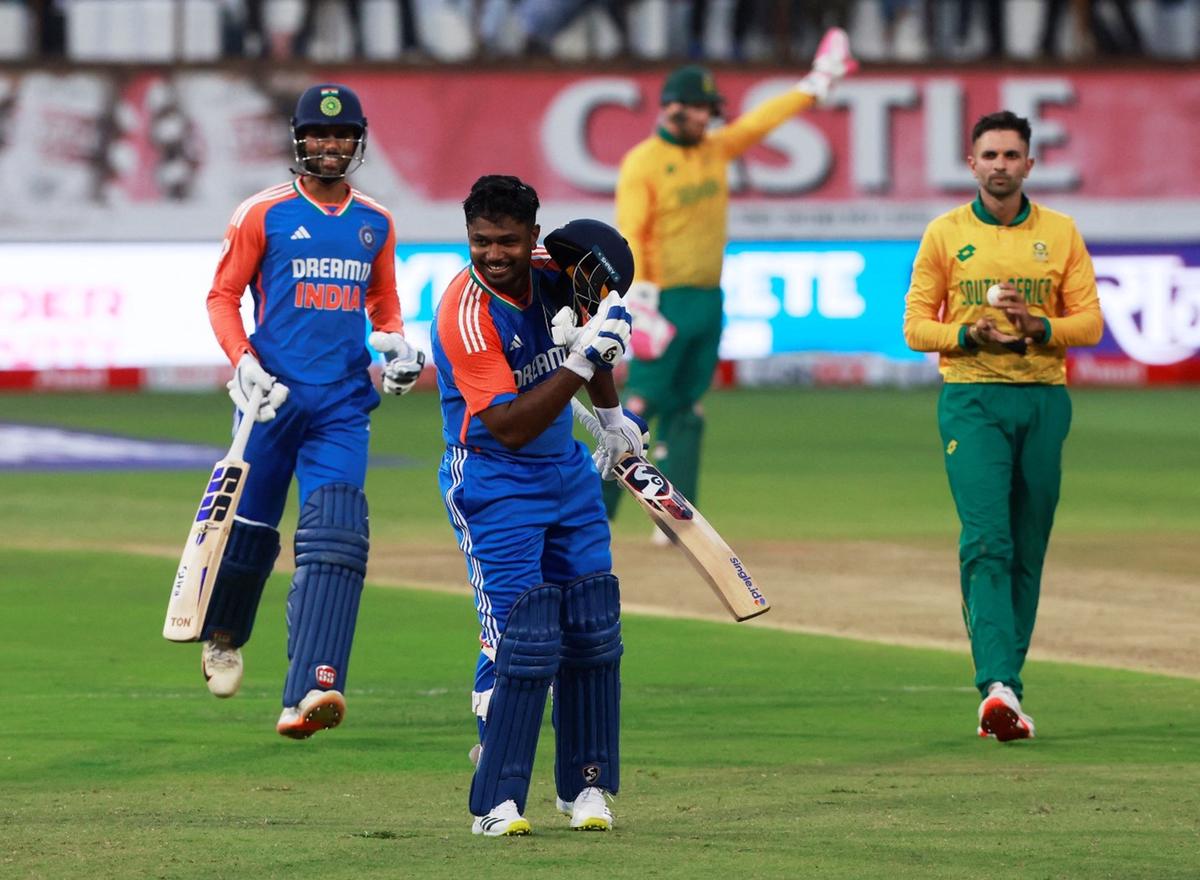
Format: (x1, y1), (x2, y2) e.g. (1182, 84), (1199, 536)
(937, 383), (1072, 700)
(604, 286), (723, 517)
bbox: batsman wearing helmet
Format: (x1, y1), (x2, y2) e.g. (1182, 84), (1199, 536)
(609, 28), (857, 535)
(432, 175), (645, 836)
(201, 83), (424, 738)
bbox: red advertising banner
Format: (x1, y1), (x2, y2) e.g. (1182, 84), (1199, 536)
(1, 67), (1197, 241)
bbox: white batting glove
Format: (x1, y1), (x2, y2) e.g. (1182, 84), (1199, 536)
(550, 306), (584, 348)
(591, 406), (650, 480)
(796, 26), (857, 104)
(625, 281), (676, 361)
(227, 352), (288, 422)
(562, 291), (632, 382)
(369, 330), (426, 395)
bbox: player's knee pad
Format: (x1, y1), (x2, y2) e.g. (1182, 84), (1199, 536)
(283, 483), (369, 707)
(470, 583), (562, 816)
(555, 572), (622, 800)
(200, 520), (280, 647)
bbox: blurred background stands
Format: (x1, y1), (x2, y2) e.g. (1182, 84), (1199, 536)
(0, 0), (1196, 63)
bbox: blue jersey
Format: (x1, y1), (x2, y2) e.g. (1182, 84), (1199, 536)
(431, 250), (578, 458)
(207, 179), (404, 384)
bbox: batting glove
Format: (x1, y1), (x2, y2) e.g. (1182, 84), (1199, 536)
(369, 330), (426, 395)
(625, 281), (676, 361)
(227, 352), (289, 422)
(592, 406), (650, 480)
(796, 26), (857, 104)
(563, 291), (632, 381)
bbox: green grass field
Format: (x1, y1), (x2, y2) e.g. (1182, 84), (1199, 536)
(2, 388), (1198, 878)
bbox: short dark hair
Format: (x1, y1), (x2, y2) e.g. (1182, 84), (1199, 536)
(462, 175), (540, 227)
(972, 111), (1031, 147)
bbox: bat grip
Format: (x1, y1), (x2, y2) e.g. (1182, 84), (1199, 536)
(569, 397), (604, 442)
(228, 385), (265, 460)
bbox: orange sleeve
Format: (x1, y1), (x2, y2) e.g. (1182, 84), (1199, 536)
(437, 280), (518, 418)
(365, 216), (404, 334)
(206, 203), (267, 366)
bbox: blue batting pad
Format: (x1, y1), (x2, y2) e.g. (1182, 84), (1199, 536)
(282, 483), (370, 708)
(201, 520), (280, 647)
(469, 583), (562, 817)
(554, 572), (623, 801)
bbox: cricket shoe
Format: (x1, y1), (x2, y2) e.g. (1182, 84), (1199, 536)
(276, 689), (346, 740)
(556, 787), (614, 831)
(201, 640), (243, 698)
(797, 26), (859, 104)
(977, 684), (1035, 742)
(472, 800), (532, 837)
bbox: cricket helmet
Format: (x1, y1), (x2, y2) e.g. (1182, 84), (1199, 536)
(544, 219), (635, 316)
(290, 83), (368, 179)
(660, 65), (723, 111)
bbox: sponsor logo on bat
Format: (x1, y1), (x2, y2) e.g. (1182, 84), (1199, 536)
(195, 465), (244, 524)
(168, 616), (193, 628)
(621, 461), (694, 521)
(730, 556), (767, 606)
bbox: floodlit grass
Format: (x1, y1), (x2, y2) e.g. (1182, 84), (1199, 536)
(1, 387), (1197, 878)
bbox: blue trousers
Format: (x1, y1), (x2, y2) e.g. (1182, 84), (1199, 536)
(237, 371), (380, 526)
(438, 440), (612, 715)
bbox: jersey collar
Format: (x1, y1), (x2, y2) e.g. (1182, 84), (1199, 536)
(468, 265), (531, 311)
(972, 192), (1031, 227)
(656, 125), (689, 146)
(293, 179), (355, 216)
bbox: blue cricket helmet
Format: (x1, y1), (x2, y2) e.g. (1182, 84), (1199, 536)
(292, 83), (367, 134)
(290, 84), (368, 179)
(544, 219), (635, 315)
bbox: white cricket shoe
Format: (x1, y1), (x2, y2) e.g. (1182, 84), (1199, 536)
(201, 640), (243, 698)
(556, 786), (614, 831)
(472, 800), (532, 837)
(276, 689), (346, 740)
(977, 683), (1035, 742)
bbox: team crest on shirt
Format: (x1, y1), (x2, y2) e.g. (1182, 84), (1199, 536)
(359, 225), (376, 249)
(1032, 241), (1048, 262)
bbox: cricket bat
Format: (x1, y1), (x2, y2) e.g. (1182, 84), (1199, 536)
(162, 388), (263, 642)
(571, 400), (770, 622)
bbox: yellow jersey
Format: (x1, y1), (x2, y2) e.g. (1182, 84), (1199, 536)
(903, 195), (1103, 385)
(615, 89), (816, 291)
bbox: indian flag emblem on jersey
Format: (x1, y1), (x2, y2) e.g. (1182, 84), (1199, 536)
(320, 88), (342, 117)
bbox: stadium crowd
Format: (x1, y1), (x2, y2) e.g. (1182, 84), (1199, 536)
(5, 0), (1197, 64)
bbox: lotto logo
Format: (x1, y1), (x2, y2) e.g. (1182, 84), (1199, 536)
(315, 665), (337, 687)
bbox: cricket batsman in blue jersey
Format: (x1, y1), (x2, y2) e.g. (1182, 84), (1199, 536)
(433, 175), (647, 835)
(200, 83), (425, 739)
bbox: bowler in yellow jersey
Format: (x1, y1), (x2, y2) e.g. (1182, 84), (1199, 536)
(903, 111), (1103, 742)
(608, 27), (857, 531)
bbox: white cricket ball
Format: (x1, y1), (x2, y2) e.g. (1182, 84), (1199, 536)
(986, 285), (1003, 306)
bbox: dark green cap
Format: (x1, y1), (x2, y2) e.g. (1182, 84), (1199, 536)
(660, 65), (723, 108)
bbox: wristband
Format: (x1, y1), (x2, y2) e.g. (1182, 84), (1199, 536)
(563, 351), (596, 382)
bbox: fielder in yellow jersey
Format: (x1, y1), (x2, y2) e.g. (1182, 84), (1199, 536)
(607, 27), (857, 532)
(903, 110), (1103, 743)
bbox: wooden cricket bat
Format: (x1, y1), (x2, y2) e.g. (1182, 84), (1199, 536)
(162, 388), (263, 642)
(571, 400), (770, 622)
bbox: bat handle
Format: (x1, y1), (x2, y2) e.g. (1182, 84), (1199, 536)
(228, 385), (265, 460)
(570, 397), (604, 442)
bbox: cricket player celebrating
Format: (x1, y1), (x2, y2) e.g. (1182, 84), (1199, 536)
(201, 83), (424, 738)
(609, 27), (857, 534)
(433, 175), (644, 835)
(903, 111), (1103, 742)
